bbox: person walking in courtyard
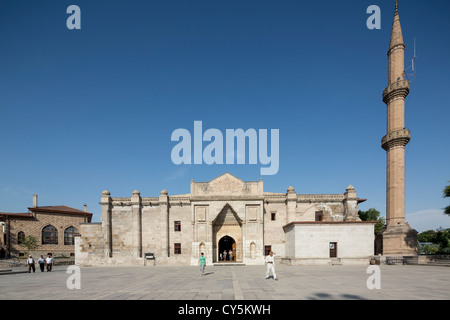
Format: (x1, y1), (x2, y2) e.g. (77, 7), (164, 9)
(27, 255), (36, 273)
(38, 255), (45, 272)
(265, 251), (278, 280)
(45, 254), (54, 272)
(198, 252), (206, 276)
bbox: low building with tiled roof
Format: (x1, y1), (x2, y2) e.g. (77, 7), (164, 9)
(0, 194), (92, 258)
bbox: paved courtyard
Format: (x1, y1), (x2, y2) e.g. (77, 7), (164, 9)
(1, 264), (449, 300)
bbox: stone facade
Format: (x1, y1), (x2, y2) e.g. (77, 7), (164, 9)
(76, 173), (374, 266)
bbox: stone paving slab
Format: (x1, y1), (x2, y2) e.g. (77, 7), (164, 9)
(0, 264), (449, 300)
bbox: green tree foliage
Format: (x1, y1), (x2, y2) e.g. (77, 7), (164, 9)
(417, 228), (450, 254)
(443, 182), (450, 215)
(417, 230), (436, 243)
(358, 208), (385, 234)
(21, 235), (38, 256)
(417, 243), (439, 255)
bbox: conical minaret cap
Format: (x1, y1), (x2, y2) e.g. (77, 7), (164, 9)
(389, 1), (404, 50)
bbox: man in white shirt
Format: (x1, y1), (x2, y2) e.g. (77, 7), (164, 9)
(38, 255), (45, 272)
(27, 255), (36, 273)
(45, 254), (54, 272)
(265, 251), (278, 280)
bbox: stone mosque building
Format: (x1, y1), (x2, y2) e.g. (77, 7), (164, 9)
(75, 2), (417, 267)
(75, 173), (375, 266)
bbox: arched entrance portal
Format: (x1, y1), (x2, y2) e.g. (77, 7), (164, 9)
(218, 236), (236, 261)
(212, 204), (242, 262)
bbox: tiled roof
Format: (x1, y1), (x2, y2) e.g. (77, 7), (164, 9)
(29, 206), (92, 221)
(0, 212), (33, 218)
(28, 205), (91, 215)
(1, 206), (92, 222)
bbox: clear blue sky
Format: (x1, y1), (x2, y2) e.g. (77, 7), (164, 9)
(0, 0), (449, 232)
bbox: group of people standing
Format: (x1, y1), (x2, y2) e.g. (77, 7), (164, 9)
(26, 254), (54, 273)
(198, 251), (278, 280)
(220, 249), (235, 261)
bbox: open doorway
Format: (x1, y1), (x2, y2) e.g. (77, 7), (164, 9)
(218, 235), (236, 261)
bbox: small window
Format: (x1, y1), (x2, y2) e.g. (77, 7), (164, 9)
(315, 211), (323, 222)
(271, 212), (276, 221)
(174, 221), (181, 232)
(17, 231), (25, 245)
(174, 243), (181, 254)
(264, 245), (272, 256)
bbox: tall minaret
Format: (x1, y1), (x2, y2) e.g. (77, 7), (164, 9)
(379, 0), (417, 256)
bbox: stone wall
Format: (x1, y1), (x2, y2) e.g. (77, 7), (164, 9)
(284, 221), (375, 265)
(6, 212), (88, 258)
(75, 223), (104, 265)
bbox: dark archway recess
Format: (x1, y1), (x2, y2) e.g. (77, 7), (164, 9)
(218, 236), (235, 261)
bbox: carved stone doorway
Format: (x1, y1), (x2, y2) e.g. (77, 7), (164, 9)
(212, 204), (242, 262)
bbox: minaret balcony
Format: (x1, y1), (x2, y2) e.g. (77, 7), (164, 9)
(383, 80), (409, 104)
(381, 129), (411, 151)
